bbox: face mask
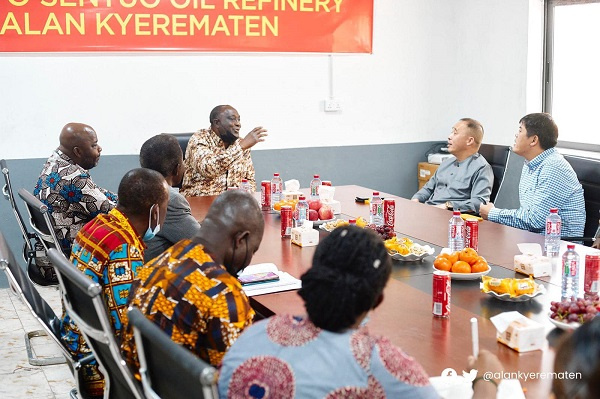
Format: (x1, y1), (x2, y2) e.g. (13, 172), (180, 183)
(143, 204), (161, 242)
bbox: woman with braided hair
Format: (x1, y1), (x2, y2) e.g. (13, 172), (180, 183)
(218, 225), (440, 398)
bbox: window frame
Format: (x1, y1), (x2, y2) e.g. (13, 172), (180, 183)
(543, 0), (600, 152)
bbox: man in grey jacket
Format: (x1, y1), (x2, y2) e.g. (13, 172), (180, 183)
(411, 118), (493, 213)
(140, 134), (201, 262)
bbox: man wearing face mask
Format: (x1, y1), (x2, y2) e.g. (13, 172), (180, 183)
(59, 168), (169, 398)
(180, 105), (268, 196)
(121, 190), (265, 374)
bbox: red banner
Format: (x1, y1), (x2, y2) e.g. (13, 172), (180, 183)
(0, 0), (372, 53)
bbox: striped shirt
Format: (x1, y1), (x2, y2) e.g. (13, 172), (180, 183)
(488, 148), (585, 237)
(180, 128), (256, 196)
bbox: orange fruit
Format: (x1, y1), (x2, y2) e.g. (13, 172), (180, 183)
(451, 260), (472, 273)
(439, 252), (459, 265)
(433, 257), (452, 272)
(471, 259), (489, 273)
(459, 248), (479, 265)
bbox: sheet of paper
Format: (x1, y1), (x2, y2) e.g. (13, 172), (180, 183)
(239, 263), (302, 297)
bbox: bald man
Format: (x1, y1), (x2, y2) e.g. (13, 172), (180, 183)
(181, 105), (268, 196)
(60, 168), (169, 398)
(34, 123), (117, 254)
(121, 190), (265, 376)
(411, 118), (493, 213)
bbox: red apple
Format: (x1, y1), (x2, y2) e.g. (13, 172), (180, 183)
(318, 205), (334, 220)
(308, 209), (319, 221)
(308, 199), (322, 211)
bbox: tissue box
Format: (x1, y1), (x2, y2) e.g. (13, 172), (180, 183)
(495, 315), (544, 352)
(291, 226), (319, 247)
(514, 254), (552, 277)
(321, 199), (341, 215)
(283, 191), (303, 201)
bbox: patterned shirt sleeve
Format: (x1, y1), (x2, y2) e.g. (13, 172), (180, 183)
(187, 134), (246, 179)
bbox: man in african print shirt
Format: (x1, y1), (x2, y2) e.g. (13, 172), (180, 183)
(34, 123), (117, 276)
(59, 168), (169, 398)
(121, 190), (264, 374)
(180, 105), (268, 196)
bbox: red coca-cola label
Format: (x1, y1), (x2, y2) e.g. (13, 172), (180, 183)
(465, 220), (479, 251)
(585, 255), (600, 295)
(432, 271), (451, 317)
(280, 206), (292, 237)
(384, 199), (395, 229)
(450, 225), (464, 239)
(261, 181), (271, 210)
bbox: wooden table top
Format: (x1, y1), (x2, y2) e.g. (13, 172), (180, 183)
(187, 184), (595, 398)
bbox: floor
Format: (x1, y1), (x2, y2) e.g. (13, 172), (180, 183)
(0, 286), (75, 398)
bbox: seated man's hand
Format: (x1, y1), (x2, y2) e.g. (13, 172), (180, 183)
(240, 127), (268, 150)
(468, 349), (503, 398)
(593, 239), (600, 250)
(479, 203), (494, 220)
(411, 198), (420, 203)
(433, 203), (447, 209)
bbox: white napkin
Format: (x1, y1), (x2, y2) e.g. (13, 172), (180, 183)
(285, 179), (300, 192)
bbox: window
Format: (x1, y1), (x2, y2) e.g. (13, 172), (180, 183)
(544, 0), (600, 150)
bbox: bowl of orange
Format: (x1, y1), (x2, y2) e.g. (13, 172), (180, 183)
(432, 248), (491, 280)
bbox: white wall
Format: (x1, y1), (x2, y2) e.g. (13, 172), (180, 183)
(0, 0), (539, 159)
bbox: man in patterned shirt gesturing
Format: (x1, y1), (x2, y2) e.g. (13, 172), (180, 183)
(181, 105), (268, 196)
(480, 113), (585, 237)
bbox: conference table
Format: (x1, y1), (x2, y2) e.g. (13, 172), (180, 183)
(187, 185), (596, 399)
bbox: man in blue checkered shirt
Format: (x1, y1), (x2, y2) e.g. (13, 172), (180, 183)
(479, 113), (585, 237)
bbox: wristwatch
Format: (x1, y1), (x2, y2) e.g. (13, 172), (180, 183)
(445, 201), (453, 210)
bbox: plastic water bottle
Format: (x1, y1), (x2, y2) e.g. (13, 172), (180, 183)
(310, 174), (322, 199)
(239, 179), (252, 194)
(561, 244), (580, 300)
(545, 208), (562, 258)
(294, 196), (309, 228)
(448, 211), (465, 252)
(369, 191), (384, 226)
(271, 173), (283, 208)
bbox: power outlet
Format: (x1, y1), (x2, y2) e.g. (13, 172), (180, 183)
(324, 99), (342, 112)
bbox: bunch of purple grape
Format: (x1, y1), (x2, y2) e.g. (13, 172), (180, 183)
(550, 297), (600, 324)
(366, 224), (396, 240)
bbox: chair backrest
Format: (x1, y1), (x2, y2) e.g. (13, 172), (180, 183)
(0, 231), (61, 340)
(128, 307), (218, 399)
(48, 248), (144, 399)
(169, 133), (194, 160)
(18, 188), (62, 253)
(1, 159), (35, 254)
(564, 154), (600, 239)
(478, 144), (510, 203)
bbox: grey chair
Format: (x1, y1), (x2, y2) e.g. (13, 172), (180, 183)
(1, 160), (57, 286)
(0, 231), (92, 399)
(18, 188), (68, 283)
(128, 307), (218, 399)
(47, 248), (145, 399)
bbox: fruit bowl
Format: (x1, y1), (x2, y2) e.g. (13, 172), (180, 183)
(433, 265), (491, 280)
(312, 217), (336, 226)
(482, 283), (546, 302)
(548, 315), (580, 331)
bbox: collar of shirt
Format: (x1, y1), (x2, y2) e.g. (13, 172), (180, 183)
(525, 147), (556, 171)
(452, 152), (481, 167)
(108, 208), (147, 250)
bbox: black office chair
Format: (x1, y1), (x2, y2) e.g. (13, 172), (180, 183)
(18, 188), (68, 284)
(1, 160), (57, 286)
(128, 307), (218, 399)
(0, 231), (93, 399)
(167, 132), (194, 189)
(478, 144), (510, 203)
(47, 248), (145, 399)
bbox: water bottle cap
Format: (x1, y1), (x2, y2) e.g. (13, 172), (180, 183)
(299, 196), (306, 200)
(567, 244), (575, 250)
(242, 179), (248, 183)
(314, 174), (320, 178)
(453, 211), (461, 216)
(373, 191), (379, 195)
(550, 208), (558, 213)
(349, 219), (356, 223)
(273, 173), (280, 176)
